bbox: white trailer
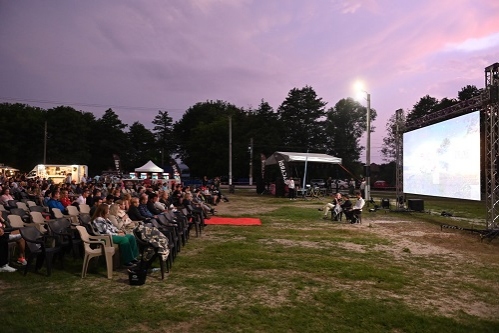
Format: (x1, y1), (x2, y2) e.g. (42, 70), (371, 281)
(26, 164), (88, 184)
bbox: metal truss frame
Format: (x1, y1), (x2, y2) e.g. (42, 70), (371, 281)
(400, 63), (499, 231)
(395, 109), (404, 210)
(484, 63), (499, 230)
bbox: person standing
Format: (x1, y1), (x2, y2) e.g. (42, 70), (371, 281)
(286, 177), (296, 200)
(348, 178), (355, 195)
(360, 178), (366, 199)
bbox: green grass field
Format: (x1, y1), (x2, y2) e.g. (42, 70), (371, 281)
(1, 190), (498, 333)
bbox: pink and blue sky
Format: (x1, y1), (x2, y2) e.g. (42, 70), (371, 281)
(1, 0), (498, 163)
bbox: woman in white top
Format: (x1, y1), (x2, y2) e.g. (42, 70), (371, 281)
(109, 201), (136, 230)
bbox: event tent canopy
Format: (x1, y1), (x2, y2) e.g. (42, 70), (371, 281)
(265, 152), (342, 165)
(134, 160), (164, 173)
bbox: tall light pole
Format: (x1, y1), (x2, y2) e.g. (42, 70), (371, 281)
(365, 93), (371, 203)
(355, 82), (371, 202)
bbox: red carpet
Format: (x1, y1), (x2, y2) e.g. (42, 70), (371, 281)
(205, 217), (262, 226)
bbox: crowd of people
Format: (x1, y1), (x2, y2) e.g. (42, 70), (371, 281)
(0, 174), (229, 273)
(1, 171), (366, 274)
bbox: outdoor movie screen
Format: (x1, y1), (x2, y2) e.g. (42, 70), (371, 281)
(403, 111), (480, 201)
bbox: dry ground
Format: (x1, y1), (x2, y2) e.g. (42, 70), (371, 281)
(212, 192), (499, 320)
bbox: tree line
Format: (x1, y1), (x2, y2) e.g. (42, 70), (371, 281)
(0, 86), (376, 180)
(1, 84), (477, 182)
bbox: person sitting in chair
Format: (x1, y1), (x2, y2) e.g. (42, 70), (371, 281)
(344, 191), (365, 224)
(339, 194), (352, 219)
(47, 190), (68, 215)
(318, 193), (342, 219)
(92, 204), (139, 268)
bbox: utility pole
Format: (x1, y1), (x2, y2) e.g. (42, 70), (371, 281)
(43, 120), (47, 164)
(229, 115), (233, 192)
(249, 137), (253, 185)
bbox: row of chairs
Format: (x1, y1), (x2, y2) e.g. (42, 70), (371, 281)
(5, 198), (204, 280)
(6, 216), (82, 276)
(75, 207), (198, 280)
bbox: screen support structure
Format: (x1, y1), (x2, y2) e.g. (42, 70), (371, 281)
(484, 63), (499, 230)
(403, 62), (499, 230)
(395, 109), (404, 210)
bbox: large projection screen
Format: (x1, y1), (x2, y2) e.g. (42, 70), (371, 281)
(403, 111), (480, 200)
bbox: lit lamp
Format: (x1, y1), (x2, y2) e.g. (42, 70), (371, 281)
(355, 82), (371, 202)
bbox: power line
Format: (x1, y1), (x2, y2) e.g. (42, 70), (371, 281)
(0, 96), (186, 113)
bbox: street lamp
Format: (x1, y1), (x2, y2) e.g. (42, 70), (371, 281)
(355, 82), (371, 203)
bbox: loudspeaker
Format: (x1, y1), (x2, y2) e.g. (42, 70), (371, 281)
(408, 199), (424, 212)
(381, 198), (390, 209)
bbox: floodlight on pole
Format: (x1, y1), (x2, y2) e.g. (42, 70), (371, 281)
(354, 82), (371, 202)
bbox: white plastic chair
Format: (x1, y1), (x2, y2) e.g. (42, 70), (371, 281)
(51, 208), (65, 219)
(16, 202), (30, 213)
(75, 226), (115, 279)
(26, 200), (37, 207)
(28, 212), (49, 233)
(66, 205), (80, 225)
(78, 204), (91, 215)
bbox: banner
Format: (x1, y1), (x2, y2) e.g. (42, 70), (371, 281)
(273, 152), (290, 181)
(112, 154), (122, 177)
(169, 159), (182, 181)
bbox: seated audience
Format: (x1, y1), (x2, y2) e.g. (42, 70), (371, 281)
(121, 193), (132, 211)
(127, 197), (151, 222)
(89, 197), (103, 217)
(193, 189), (216, 216)
(47, 190), (68, 215)
(92, 204), (139, 267)
(147, 193), (165, 215)
(74, 190), (90, 206)
(138, 194), (157, 220)
(109, 202), (136, 230)
(0, 188), (14, 206)
(59, 190), (72, 207)
(183, 192), (208, 224)
(0, 215), (27, 267)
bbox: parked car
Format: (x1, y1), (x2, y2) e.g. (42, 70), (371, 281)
(309, 178), (326, 188)
(373, 180), (390, 189)
(331, 179), (349, 190)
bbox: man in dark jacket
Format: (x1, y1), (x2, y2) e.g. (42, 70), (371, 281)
(127, 197), (150, 221)
(147, 193), (164, 215)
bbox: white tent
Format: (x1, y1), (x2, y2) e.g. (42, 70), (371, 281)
(265, 152), (342, 165)
(134, 160), (164, 173)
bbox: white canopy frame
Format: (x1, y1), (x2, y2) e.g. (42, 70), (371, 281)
(265, 152), (342, 190)
(134, 160), (164, 173)
(265, 152), (342, 165)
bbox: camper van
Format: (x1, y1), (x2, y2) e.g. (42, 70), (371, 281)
(26, 164), (88, 184)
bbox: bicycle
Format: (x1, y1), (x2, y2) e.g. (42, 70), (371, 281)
(306, 186), (324, 199)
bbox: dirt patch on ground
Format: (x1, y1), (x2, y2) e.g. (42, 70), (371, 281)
(213, 192), (499, 319)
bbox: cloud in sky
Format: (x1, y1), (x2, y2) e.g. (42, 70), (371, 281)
(1, 0), (499, 163)
(446, 32), (499, 52)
